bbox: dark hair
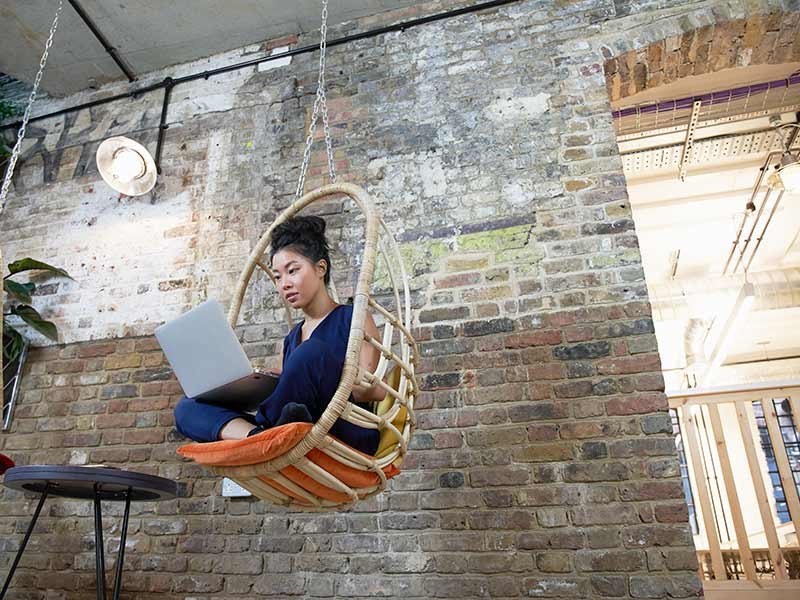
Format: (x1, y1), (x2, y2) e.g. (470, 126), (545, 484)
(269, 215), (332, 285)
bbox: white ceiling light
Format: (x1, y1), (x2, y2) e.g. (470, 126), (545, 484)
(96, 136), (157, 196)
(772, 152), (800, 192)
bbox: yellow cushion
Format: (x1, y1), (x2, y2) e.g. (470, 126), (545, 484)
(374, 367), (407, 459)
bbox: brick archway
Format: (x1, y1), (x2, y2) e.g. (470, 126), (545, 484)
(603, 11), (800, 103)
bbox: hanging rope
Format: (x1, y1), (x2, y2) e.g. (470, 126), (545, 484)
(0, 0), (64, 215)
(295, 0), (336, 199)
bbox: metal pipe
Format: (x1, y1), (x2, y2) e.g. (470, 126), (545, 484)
(0, 79), (167, 130)
(154, 78), (174, 173)
(66, 0), (136, 82)
(732, 186), (772, 274)
(1, 0), (521, 131)
(744, 189), (785, 273)
(727, 124), (800, 274)
(722, 150), (782, 275)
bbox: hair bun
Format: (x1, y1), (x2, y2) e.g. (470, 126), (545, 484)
(276, 215), (325, 237)
(269, 215), (332, 284)
(302, 215), (326, 236)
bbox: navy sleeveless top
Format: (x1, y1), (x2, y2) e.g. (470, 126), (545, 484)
(283, 304), (353, 365)
(282, 304), (378, 454)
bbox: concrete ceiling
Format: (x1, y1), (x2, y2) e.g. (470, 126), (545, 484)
(0, 0), (420, 96)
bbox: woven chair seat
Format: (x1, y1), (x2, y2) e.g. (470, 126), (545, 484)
(176, 183), (418, 511)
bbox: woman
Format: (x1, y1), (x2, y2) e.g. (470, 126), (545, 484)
(174, 216), (384, 455)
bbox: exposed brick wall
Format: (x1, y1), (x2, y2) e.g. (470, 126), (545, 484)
(604, 10), (800, 103)
(2, 0), (794, 597)
(2, 309), (696, 598)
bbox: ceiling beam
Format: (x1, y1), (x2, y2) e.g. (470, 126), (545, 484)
(66, 0), (136, 82)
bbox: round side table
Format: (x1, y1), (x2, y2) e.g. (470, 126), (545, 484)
(1, 465), (179, 600)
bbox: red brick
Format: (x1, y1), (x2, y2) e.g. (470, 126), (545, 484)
(94, 414), (136, 429)
(505, 330), (563, 349)
(655, 503), (690, 523)
(46, 360), (85, 374)
(134, 337), (162, 352)
(433, 272), (481, 289)
(596, 354), (662, 375)
(559, 421), (613, 439)
(563, 325), (594, 342)
(620, 481), (684, 502)
(527, 363), (566, 380)
(606, 393), (668, 416)
(77, 342), (117, 358)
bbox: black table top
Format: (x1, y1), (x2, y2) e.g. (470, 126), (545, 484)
(2, 465), (179, 501)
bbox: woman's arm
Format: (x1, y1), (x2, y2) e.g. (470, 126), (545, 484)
(351, 311), (386, 404)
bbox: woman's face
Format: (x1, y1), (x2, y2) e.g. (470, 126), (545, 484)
(271, 248), (327, 310)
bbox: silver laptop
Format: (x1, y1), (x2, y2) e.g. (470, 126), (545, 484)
(154, 299), (278, 412)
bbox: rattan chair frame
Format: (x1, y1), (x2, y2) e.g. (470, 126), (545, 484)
(214, 183), (418, 510)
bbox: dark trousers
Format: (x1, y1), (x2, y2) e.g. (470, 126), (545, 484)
(174, 338), (379, 455)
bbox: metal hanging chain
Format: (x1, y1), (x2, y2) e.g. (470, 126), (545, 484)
(0, 0), (64, 216)
(295, 0), (337, 199)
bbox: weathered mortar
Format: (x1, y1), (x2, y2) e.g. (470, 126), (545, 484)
(2, 0), (794, 597)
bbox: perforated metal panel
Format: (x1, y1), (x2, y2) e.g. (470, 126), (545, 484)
(621, 129), (788, 175)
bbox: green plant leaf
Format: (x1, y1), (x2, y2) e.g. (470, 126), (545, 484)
(9, 304), (58, 341)
(3, 279), (34, 304)
(2, 323), (24, 363)
(7, 258), (72, 280)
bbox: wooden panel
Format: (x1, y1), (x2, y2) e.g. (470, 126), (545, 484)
(707, 404), (756, 580)
(668, 386), (800, 409)
(703, 580), (800, 600)
(761, 397), (800, 543)
(734, 401), (787, 579)
(680, 405), (727, 580)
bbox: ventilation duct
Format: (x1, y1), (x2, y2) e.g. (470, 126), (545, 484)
(649, 268), (800, 322)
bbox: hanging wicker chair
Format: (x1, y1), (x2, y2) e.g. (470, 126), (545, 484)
(177, 183), (419, 511)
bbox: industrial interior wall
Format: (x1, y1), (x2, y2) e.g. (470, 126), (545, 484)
(1, 0), (792, 597)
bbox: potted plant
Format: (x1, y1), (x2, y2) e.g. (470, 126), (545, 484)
(3, 257), (72, 360)
(2, 256), (72, 429)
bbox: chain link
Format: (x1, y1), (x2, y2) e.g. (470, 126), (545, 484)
(295, 0), (337, 199)
(0, 0), (64, 216)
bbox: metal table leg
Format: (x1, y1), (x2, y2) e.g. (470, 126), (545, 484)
(111, 488), (131, 600)
(0, 483), (49, 600)
(93, 484), (107, 600)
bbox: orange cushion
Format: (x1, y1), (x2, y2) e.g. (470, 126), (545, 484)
(176, 422), (311, 466)
(261, 459), (401, 505)
(177, 422), (400, 503)
(272, 446), (401, 504)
